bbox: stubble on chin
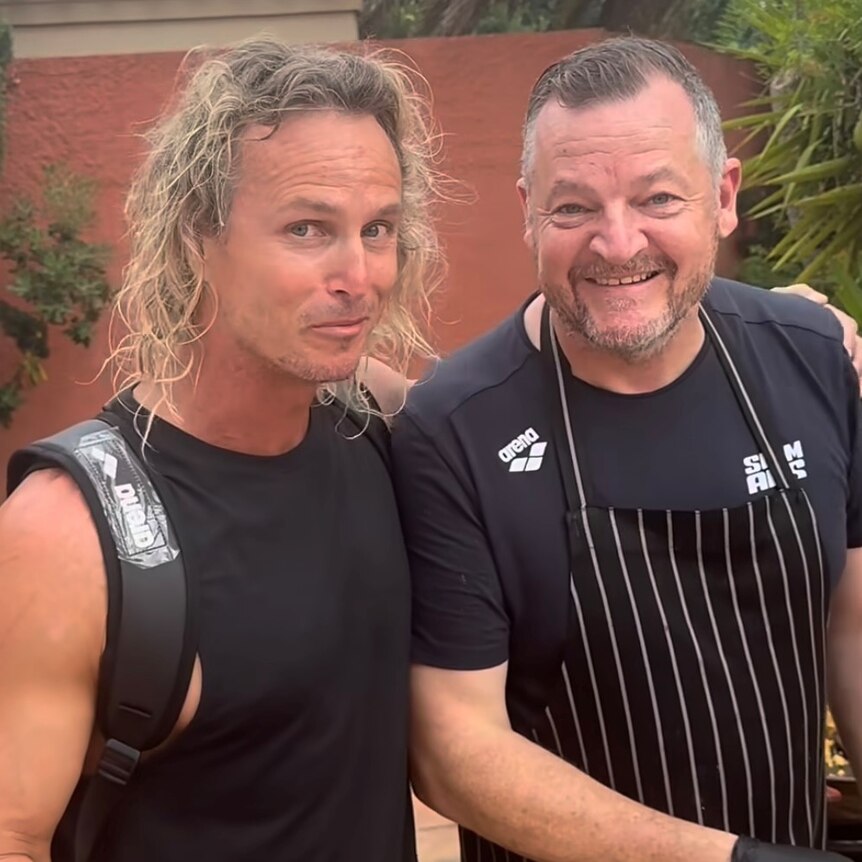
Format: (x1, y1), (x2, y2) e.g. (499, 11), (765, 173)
(547, 255), (717, 364)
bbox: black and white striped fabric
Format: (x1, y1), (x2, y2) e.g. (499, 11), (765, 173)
(463, 305), (829, 862)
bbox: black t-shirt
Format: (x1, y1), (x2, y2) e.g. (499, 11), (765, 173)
(79, 394), (415, 862)
(391, 280), (862, 716)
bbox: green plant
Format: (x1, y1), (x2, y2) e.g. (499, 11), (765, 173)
(361, 0), (557, 37)
(360, 0), (734, 40)
(0, 24), (111, 427)
(715, 0), (862, 320)
(475, 0), (554, 34)
(0, 165), (110, 426)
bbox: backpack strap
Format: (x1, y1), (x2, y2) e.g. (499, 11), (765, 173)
(6, 417), (196, 861)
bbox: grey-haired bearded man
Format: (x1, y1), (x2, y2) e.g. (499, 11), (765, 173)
(393, 36), (862, 862)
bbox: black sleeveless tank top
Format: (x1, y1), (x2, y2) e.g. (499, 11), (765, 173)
(62, 392), (416, 862)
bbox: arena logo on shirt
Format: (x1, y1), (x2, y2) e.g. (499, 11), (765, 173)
(498, 427), (548, 472)
(742, 439), (807, 495)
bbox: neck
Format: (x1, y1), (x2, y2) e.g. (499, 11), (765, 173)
(136, 350), (319, 457)
(525, 295), (705, 395)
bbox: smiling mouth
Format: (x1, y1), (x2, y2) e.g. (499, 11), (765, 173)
(586, 270), (662, 286)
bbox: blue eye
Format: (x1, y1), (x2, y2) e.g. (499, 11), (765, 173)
(556, 204), (587, 216)
(363, 222), (394, 239)
(287, 222), (324, 238)
(649, 193), (677, 206)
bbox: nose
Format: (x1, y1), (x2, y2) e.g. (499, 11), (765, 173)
(327, 237), (370, 298)
(588, 204), (648, 265)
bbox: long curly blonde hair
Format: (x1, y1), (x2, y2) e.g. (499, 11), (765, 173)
(110, 36), (442, 418)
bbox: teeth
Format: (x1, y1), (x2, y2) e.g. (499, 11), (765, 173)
(593, 271), (656, 286)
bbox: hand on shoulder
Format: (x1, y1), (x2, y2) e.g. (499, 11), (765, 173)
(355, 356), (415, 416)
(772, 283), (861, 392)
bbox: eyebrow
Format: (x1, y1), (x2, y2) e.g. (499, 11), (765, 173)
(278, 198), (403, 219)
(545, 168), (691, 206)
(284, 197), (338, 215)
(638, 167), (691, 190)
(545, 179), (595, 206)
(374, 202), (403, 220)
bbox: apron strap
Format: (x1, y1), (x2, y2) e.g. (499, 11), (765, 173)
(538, 299), (797, 514)
(699, 305), (794, 491)
(539, 302), (587, 514)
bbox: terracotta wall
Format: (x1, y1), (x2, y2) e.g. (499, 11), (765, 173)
(0, 30), (760, 481)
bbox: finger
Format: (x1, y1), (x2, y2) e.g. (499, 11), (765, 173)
(823, 303), (862, 394)
(826, 304), (860, 358)
(826, 304), (862, 393)
(771, 283), (829, 304)
(826, 784), (842, 804)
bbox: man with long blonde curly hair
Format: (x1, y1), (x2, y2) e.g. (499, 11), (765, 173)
(0, 36), (440, 862)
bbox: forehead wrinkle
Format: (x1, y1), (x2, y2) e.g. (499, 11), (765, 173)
(237, 115), (400, 196)
(242, 146), (398, 192)
(233, 165), (402, 227)
(545, 146), (669, 187)
(540, 131), (700, 199)
(266, 171), (402, 210)
(547, 128), (678, 158)
(536, 104), (682, 161)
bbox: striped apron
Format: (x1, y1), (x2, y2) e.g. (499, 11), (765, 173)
(462, 303), (829, 861)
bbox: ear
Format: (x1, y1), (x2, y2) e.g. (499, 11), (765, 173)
(516, 177), (535, 249)
(717, 157), (742, 239)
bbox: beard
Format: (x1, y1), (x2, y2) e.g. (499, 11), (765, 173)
(543, 231), (719, 364)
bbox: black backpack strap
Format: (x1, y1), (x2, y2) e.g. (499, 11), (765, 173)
(7, 418), (197, 862)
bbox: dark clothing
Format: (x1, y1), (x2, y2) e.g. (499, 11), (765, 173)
(391, 279), (862, 858)
(62, 392), (415, 862)
(394, 280), (861, 672)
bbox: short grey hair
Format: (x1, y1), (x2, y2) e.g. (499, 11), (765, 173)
(521, 36), (727, 183)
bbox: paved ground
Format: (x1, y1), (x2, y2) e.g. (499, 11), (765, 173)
(414, 796), (459, 862)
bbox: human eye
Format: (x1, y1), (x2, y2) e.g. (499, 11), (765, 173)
(286, 222), (325, 238)
(555, 203), (588, 216)
(362, 221), (396, 241)
(647, 193), (680, 207)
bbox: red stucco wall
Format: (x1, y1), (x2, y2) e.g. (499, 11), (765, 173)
(0, 30), (760, 479)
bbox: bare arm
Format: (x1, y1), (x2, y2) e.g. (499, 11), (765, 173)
(0, 471), (106, 862)
(410, 662), (737, 862)
(827, 547), (862, 778)
(355, 356), (415, 415)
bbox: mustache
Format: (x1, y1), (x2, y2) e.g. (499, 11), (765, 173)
(568, 256), (677, 283)
(300, 299), (377, 327)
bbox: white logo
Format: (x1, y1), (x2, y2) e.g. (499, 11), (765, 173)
(89, 445), (118, 480)
(498, 427), (547, 472)
(113, 483), (157, 549)
(90, 446), (154, 547)
(743, 439), (807, 495)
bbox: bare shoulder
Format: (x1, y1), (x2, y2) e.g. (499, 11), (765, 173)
(0, 468), (106, 661)
(356, 356), (414, 416)
(0, 470), (106, 853)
